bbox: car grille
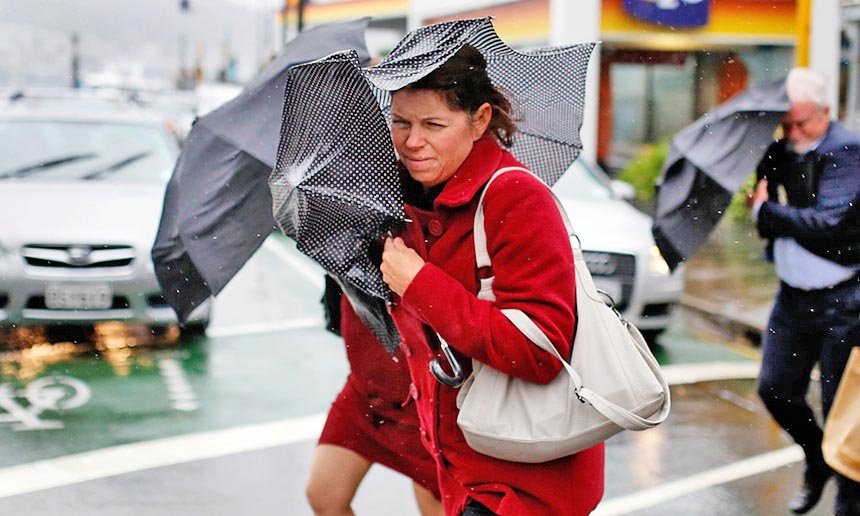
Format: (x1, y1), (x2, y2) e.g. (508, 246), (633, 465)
(21, 244), (135, 269)
(26, 295), (131, 310)
(582, 251), (635, 312)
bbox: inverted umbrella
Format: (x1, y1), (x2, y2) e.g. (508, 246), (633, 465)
(652, 78), (789, 271)
(270, 17), (594, 350)
(152, 19), (371, 322)
(365, 17), (595, 186)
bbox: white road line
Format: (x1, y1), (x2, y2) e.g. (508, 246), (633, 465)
(0, 413), (327, 500)
(158, 358), (199, 412)
(593, 445), (803, 515)
(206, 317), (324, 338)
(262, 237), (325, 290)
(203, 238), (326, 338)
(661, 361), (760, 386)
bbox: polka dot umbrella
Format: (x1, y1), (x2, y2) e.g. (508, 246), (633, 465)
(270, 17), (595, 350)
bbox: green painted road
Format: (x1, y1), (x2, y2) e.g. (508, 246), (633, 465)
(0, 237), (755, 468)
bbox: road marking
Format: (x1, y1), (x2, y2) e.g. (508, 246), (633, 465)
(661, 361), (760, 386)
(205, 238), (327, 338)
(0, 360), (770, 501)
(593, 445), (803, 515)
(206, 317), (324, 338)
(262, 238), (325, 290)
(0, 413), (326, 500)
(158, 358), (199, 412)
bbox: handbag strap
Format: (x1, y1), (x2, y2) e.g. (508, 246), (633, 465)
(474, 166), (671, 430)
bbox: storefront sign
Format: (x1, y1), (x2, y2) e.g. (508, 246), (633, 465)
(623, 0), (710, 28)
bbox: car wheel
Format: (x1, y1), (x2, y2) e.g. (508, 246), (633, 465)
(179, 320), (209, 341)
(639, 329), (664, 348)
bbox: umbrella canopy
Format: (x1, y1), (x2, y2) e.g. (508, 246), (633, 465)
(652, 78), (789, 271)
(269, 17), (594, 351)
(366, 17), (595, 186)
(152, 19), (371, 322)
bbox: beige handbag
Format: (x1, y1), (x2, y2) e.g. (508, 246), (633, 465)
(822, 346), (860, 481)
(455, 167), (671, 463)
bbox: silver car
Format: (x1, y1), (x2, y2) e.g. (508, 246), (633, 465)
(553, 159), (685, 342)
(0, 92), (210, 336)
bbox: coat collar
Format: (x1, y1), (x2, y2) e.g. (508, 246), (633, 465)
(432, 135), (506, 210)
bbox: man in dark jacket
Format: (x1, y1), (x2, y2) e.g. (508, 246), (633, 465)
(751, 67), (860, 516)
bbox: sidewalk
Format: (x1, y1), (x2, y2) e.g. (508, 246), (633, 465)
(675, 218), (775, 344)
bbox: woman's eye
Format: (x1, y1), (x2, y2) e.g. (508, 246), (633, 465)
(392, 120), (409, 128)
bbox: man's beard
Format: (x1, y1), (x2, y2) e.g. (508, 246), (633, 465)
(789, 141), (813, 154)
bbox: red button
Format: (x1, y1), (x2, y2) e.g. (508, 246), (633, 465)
(428, 219), (444, 236)
(399, 342), (412, 357)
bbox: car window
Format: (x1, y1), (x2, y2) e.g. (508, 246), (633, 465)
(551, 159), (615, 201)
(0, 121), (175, 183)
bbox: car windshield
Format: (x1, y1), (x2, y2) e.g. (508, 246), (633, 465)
(551, 159), (615, 201)
(0, 120), (175, 183)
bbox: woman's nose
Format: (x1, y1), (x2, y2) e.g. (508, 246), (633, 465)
(404, 127), (425, 148)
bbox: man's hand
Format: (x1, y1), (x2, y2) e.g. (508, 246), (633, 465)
(746, 179), (769, 209)
(381, 237), (425, 296)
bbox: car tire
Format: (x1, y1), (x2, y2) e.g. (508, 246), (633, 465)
(639, 329), (664, 348)
(179, 320), (209, 341)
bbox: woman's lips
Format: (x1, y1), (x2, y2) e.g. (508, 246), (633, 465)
(403, 156), (431, 169)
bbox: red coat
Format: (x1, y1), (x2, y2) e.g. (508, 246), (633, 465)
(390, 136), (605, 516)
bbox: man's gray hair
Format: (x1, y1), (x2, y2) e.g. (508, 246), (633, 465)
(786, 67), (829, 109)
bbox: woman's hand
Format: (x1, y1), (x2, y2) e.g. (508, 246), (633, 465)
(381, 237), (425, 296)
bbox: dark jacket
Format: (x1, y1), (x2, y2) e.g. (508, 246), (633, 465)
(756, 121), (860, 267)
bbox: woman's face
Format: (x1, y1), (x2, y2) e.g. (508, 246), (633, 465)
(391, 89), (489, 190)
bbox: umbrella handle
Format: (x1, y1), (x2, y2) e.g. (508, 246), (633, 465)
(429, 337), (465, 388)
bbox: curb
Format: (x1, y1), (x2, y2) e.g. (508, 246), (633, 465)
(679, 294), (770, 345)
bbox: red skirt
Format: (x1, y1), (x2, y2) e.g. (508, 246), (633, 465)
(319, 379), (440, 497)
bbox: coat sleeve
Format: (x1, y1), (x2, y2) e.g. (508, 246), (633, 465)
(399, 172), (575, 384)
(757, 145), (860, 241)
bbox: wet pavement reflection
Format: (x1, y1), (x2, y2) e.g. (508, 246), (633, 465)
(0, 232), (836, 515)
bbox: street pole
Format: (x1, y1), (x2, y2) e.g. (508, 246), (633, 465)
(179, 0), (191, 90)
(797, 0), (840, 111)
(70, 33), (81, 89)
(297, 0), (306, 33)
(550, 0), (601, 162)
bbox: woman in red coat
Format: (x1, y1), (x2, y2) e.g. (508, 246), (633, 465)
(380, 45), (605, 515)
(305, 278), (442, 516)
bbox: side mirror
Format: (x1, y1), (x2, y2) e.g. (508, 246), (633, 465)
(610, 179), (636, 201)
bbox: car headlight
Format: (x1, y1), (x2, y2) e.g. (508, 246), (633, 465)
(649, 245), (670, 275)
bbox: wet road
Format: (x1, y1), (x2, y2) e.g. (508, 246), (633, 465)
(0, 237), (838, 515)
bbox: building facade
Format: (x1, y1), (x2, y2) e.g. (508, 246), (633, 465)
(284, 0), (800, 168)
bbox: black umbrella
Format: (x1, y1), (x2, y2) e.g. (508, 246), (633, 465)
(365, 17), (595, 186)
(652, 78), (789, 271)
(270, 50), (403, 350)
(152, 19), (371, 322)
(269, 17), (594, 351)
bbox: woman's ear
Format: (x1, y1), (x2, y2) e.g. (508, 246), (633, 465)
(471, 102), (492, 140)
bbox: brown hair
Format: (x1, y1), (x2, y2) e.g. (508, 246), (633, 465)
(401, 44), (517, 147)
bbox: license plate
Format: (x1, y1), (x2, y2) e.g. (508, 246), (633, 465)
(591, 278), (622, 306)
(45, 284), (113, 309)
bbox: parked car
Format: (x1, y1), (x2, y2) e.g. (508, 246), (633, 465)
(552, 158), (684, 342)
(0, 91), (210, 338)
